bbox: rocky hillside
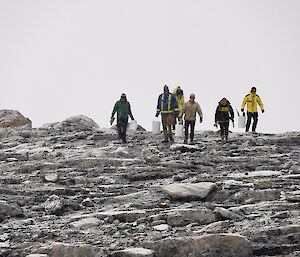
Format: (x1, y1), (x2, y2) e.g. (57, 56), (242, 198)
(0, 115), (299, 257)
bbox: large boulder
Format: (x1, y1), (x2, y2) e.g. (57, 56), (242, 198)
(162, 182), (216, 200)
(0, 109), (31, 128)
(147, 234), (252, 257)
(0, 200), (24, 217)
(49, 243), (97, 257)
(45, 115), (99, 131)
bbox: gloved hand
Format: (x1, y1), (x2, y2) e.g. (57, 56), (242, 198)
(110, 117), (115, 125)
(155, 112), (159, 117)
(200, 117), (203, 123)
(214, 123), (218, 128)
(131, 117), (135, 121)
(241, 108), (244, 113)
(262, 110), (265, 113)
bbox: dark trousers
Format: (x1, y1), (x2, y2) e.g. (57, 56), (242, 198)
(219, 122), (229, 139)
(117, 117), (128, 142)
(246, 112), (258, 132)
(184, 120), (196, 141)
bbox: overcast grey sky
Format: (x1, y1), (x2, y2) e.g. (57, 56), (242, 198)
(1, 0), (299, 133)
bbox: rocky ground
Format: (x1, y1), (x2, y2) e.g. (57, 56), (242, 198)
(0, 115), (299, 257)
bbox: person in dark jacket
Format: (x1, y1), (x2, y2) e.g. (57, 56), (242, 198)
(214, 97), (234, 142)
(155, 85), (178, 143)
(111, 93), (134, 143)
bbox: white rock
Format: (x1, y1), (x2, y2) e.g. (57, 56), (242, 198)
(110, 248), (154, 257)
(44, 173), (59, 183)
(153, 224), (170, 231)
(162, 182), (216, 200)
(141, 148), (160, 163)
(26, 254), (48, 257)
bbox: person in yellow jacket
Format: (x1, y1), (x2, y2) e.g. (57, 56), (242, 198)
(241, 87), (265, 132)
(172, 86), (185, 129)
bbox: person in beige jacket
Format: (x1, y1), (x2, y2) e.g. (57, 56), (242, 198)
(179, 93), (203, 144)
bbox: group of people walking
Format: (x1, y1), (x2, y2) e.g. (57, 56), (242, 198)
(110, 85), (264, 144)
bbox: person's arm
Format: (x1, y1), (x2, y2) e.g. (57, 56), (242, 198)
(111, 102), (118, 118)
(229, 104), (234, 120)
(241, 95), (247, 112)
(172, 94), (179, 112)
(156, 95), (161, 116)
(257, 95), (265, 112)
(197, 103), (203, 122)
(178, 102), (186, 119)
(128, 102), (134, 120)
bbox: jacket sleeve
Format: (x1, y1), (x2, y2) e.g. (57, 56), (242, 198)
(172, 94), (179, 111)
(214, 106), (219, 123)
(257, 96), (264, 111)
(241, 95), (247, 109)
(197, 103), (203, 119)
(156, 94), (161, 113)
(128, 102), (134, 120)
(229, 104), (234, 120)
(111, 102), (118, 118)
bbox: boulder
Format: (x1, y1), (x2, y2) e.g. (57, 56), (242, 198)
(52, 115), (99, 131)
(0, 200), (24, 217)
(49, 243), (96, 257)
(141, 148), (160, 163)
(162, 182), (216, 200)
(170, 144), (200, 152)
(166, 208), (216, 226)
(0, 109), (31, 128)
(43, 195), (64, 215)
(147, 234), (252, 257)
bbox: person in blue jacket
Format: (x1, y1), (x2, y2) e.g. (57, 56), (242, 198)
(155, 85), (178, 143)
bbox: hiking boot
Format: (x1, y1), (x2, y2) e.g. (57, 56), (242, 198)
(169, 137), (174, 142)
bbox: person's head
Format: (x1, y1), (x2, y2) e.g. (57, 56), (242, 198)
(120, 93), (127, 101)
(189, 93), (195, 102)
(220, 97), (228, 106)
(251, 87), (257, 93)
(176, 88), (183, 97)
(163, 85), (169, 94)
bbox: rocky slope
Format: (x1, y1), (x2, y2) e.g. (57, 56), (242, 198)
(0, 115), (299, 257)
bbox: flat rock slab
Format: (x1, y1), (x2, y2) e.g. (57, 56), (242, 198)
(95, 210), (146, 222)
(109, 248), (154, 257)
(166, 208), (216, 226)
(147, 234), (252, 257)
(69, 217), (100, 230)
(170, 144), (200, 152)
(162, 182), (216, 200)
(229, 170), (282, 179)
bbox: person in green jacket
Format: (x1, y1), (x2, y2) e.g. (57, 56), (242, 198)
(110, 93), (134, 143)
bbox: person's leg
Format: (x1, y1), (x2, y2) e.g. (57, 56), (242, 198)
(117, 118), (122, 139)
(224, 121), (229, 142)
(184, 120), (189, 143)
(167, 114), (174, 141)
(246, 112), (253, 132)
(190, 120), (195, 143)
(161, 114), (168, 142)
(252, 112), (258, 132)
(220, 123), (225, 140)
(119, 117), (128, 143)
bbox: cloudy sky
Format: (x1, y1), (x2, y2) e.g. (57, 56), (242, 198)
(1, 0), (299, 133)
